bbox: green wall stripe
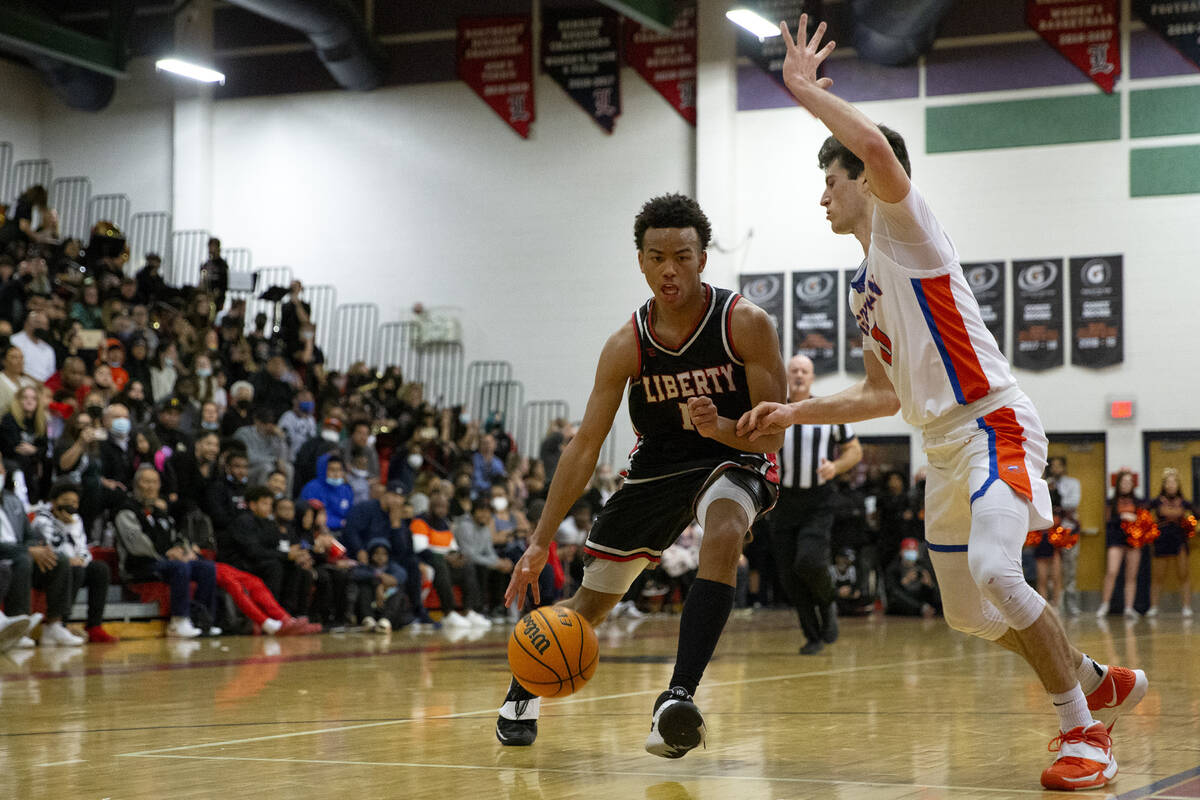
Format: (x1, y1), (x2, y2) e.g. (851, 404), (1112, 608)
(926, 94), (1120, 153)
(1130, 86), (1200, 138)
(1130, 145), (1200, 197)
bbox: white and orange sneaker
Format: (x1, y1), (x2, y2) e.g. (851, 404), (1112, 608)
(1086, 665), (1148, 731)
(1041, 722), (1118, 791)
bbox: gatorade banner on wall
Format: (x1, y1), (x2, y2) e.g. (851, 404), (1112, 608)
(458, 16), (535, 138)
(1013, 258), (1065, 371)
(1027, 0), (1120, 93)
(1070, 254), (1123, 368)
(737, 1), (822, 93)
(624, 3), (697, 125)
(542, 8), (621, 133)
(1133, 0), (1200, 72)
(962, 261), (1007, 354)
(739, 273), (786, 353)
(792, 270), (839, 375)
(843, 268), (865, 374)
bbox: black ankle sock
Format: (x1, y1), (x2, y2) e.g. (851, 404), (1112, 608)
(506, 676), (536, 702)
(669, 578), (735, 696)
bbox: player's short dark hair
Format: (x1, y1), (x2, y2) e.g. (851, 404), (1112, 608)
(50, 480), (81, 501)
(633, 194), (712, 251)
(246, 486), (274, 504)
(817, 125), (911, 180)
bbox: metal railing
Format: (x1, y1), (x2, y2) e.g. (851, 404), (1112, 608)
(0, 143), (12, 205)
(246, 265), (293, 331)
(476, 380), (524, 434)
(304, 284), (337, 354)
(518, 400), (569, 457)
(50, 176), (91, 241)
(375, 321), (421, 385)
(328, 303), (380, 371)
(465, 361), (514, 421)
(170, 229), (210, 288)
(10, 159), (51, 204)
(419, 342), (465, 409)
(224, 247), (253, 273)
(127, 211), (172, 277)
(87, 193), (131, 235)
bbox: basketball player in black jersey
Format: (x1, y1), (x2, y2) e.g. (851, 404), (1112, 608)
(495, 194), (786, 758)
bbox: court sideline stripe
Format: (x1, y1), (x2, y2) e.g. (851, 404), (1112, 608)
(117, 753), (1115, 797)
(1113, 764), (1200, 800)
(116, 649), (1042, 757)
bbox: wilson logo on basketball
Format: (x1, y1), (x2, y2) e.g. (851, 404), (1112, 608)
(522, 616), (552, 655)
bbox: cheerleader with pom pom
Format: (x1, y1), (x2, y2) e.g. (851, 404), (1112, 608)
(1098, 469), (1146, 618)
(1148, 468), (1193, 618)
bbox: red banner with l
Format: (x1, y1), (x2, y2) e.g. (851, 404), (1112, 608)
(623, 3), (697, 126)
(458, 16), (535, 138)
(1027, 0), (1120, 93)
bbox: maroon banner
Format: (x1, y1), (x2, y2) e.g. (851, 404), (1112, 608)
(1027, 0), (1120, 93)
(623, 3), (697, 125)
(458, 16), (535, 139)
(1134, 0), (1200, 73)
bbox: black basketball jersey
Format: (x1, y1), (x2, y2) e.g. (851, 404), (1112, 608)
(626, 284), (756, 477)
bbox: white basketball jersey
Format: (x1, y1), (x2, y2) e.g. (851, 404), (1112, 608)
(849, 184), (1016, 428)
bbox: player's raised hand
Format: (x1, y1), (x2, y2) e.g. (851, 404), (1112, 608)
(687, 396), (719, 438)
(779, 14), (836, 95)
(505, 541), (549, 610)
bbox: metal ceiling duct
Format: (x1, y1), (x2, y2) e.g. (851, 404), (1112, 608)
(850, 0), (956, 66)
(223, 0), (384, 91)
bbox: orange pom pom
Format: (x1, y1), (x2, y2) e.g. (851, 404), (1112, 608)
(1182, 514), (1197, 539)
(1123, 508), (1159, 548)
(1025, 530), (1043, 547)
(1048, 525), (1078, 550)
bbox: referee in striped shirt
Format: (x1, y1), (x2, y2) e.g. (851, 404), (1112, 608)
(771, 355), (862, 655)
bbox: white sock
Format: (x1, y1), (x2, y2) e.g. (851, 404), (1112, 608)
(1051, 683), (1095, 732)
(1076, 653), (1106, 695)
(262, 618), (283, 635)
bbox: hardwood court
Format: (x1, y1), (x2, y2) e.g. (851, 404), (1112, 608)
(1, 610), (1196, 799)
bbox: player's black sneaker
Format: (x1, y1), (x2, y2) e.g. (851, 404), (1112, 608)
(644, 687), (706, 759)
(820, 602), (839, 644)
(496, 680), (539, 746)
(799, 640), (824, 655)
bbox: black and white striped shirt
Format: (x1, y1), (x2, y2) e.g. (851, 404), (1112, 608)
(780, 422), (855, 490)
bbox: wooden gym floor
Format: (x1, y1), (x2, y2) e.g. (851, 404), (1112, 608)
(1, 609), (1197, 800)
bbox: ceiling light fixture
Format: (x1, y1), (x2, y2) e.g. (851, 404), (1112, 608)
(725, 8), (782, 39)
(155, 58), (225, 85)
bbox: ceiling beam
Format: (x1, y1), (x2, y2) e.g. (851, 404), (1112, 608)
(595, 0), (676, 33)
(0, 6), (127, 77)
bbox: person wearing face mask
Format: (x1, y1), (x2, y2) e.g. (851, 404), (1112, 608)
(278, 391), (318, 461)
(221, 381), (256, 439)
(885, 537), (941, 618)
(293, 417), (343, 499)
(300, 453), (354, 532)
(31, 481), (116, 642)
(341, 421), (380, 480)
(98, 403), (136, 489)
(11, 310), (56, 382)
(386, 444), (424, 497)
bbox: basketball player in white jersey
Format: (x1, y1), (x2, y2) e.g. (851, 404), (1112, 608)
(739, 16), (1147, 791)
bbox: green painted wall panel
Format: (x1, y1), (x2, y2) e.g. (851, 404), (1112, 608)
(1130, 145), (1200, 197)
(927, 94), (1120, 153)
(1130, 86), (1200, 138)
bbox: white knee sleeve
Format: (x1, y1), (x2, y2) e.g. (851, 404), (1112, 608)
(967, 485), (1047, 631)
(929, 550), (1009, 641)
(695, 476), (756, 532)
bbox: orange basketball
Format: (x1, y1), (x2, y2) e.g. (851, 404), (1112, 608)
(508, 606), (599, 698)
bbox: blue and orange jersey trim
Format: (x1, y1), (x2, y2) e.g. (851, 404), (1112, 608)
(910, 275), (991, 405)
(971, 407), (1034, 504)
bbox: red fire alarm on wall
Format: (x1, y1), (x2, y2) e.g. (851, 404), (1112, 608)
(1108, 398), (1134, 420)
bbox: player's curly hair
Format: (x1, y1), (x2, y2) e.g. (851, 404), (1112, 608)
(818, 124), (911, 179)
(633, 194), (712, 252)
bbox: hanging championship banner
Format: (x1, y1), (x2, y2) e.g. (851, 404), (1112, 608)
(1013, 258), (1065, 371)
(1133, 0), (1200, 72)
(624, 2), (697, 125)
(1070, 255), (1123, 368)
(739, 273), (786, 353)
(1027, 0), (1120, 93)
(737, 1), (821, 93)
(963, 261), (1007, 355)
(843, 268), (865, 374)
(542, 8), (621, 133)
(792, 270), (839, 375)
(458, 16), (535, 138)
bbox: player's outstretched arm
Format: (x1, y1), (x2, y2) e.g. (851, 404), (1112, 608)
(737, 349), (899, 439)
(778, 14), (910, 205)
(688, 300), (786, 454)
(504, 322), (636, 609)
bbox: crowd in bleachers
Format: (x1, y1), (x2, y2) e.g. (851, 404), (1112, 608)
(0, 184), (576, 650)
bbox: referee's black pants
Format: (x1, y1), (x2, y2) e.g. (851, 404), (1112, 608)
(769, 487), (835, 644)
